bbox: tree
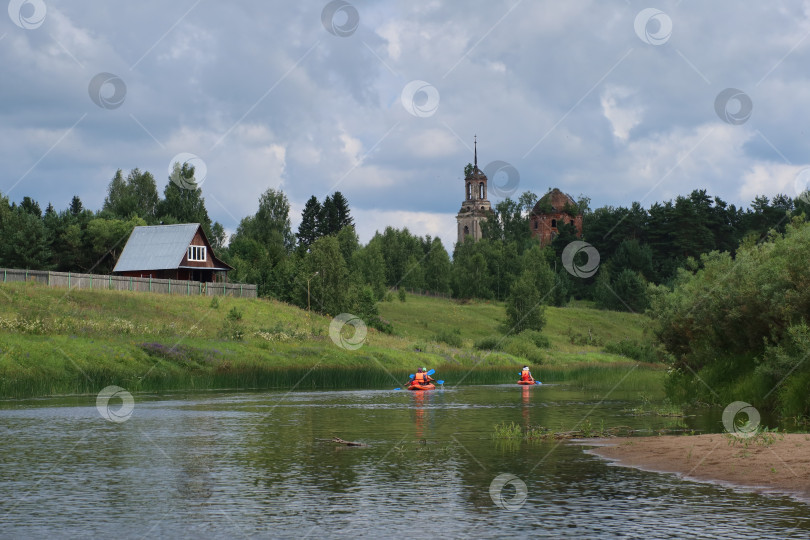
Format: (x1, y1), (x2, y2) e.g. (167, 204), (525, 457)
(85, 216), (147, 272)
(318, 195), (339, 237)
(297, 196), (321, 251)
(103, 168), (159, 221)
(156, 163), (212, 233)
(336, 225), (359, 268)
(0, 208), (51, 268)
(505, 270), (547, 333)
(423, 237), (452, 294)
(69, 196), (83, 216)
(210, 222), (226, 253)
(19, 196), (41, 217)
(306, 235), (352, 315)
(594, 269), (648, 313)
(331, 191), (353, 230)
(353, 239), (387, 299)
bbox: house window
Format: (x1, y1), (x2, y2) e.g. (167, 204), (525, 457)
(188, 245), (206, 261)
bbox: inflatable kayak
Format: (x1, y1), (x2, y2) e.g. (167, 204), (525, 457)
(517, 380), (536, 385)
(408, 383), (436, 391)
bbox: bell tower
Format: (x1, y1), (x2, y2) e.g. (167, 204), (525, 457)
(456, 136), (491, 244)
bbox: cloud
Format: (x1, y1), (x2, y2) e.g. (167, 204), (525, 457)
(2, 1), (810, 251)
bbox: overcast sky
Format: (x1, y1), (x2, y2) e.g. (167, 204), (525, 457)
(2, 1), (810, 249)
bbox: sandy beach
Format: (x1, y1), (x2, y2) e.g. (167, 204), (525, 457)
(585, 433), (810, 502)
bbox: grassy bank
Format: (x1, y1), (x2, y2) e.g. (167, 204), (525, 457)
(0, 282), (657, 397)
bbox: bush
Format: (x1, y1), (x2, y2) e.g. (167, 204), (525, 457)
(566, 326), (603, 347)
(517, 329), (550, 349)
(502, 337), (544, 364)
(474, 335), (502, 350)
(398, 288), (406, 302)
(368, 316), (393, 334)
(433, 328), (463, 348)
(603, 339), (658, 363)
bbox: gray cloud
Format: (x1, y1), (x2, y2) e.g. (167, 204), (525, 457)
(2, 0), (810, 251)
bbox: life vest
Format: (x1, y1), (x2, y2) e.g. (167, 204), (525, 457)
(521, 371), (532, 381)
(414, 372), (428, 384)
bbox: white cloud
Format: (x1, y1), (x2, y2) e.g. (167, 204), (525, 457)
(600, 85), (643, 143)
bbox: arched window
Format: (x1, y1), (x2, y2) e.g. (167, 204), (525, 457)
(467, 183), (472, 200)
(479, 182), (485, 199)
(463, 225), (470, 237)
(551, 219), (557, 228)
(533, 220), (538, 230)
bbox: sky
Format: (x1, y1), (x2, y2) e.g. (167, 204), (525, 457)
(2, 0), (810, 250)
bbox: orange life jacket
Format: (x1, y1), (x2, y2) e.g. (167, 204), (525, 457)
(414, 372), (427, 384)
(521, 371), (532, 381)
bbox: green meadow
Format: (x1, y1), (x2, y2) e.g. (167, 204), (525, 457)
(0, 282), (661, 397)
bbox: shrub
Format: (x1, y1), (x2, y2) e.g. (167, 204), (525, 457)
(566, 326), (603, 346)
(474, 335), (502, 350)
(502, 338), (544, 364)
(434, 328), (463, 348)
(603, 339), (658, 363)
(517, 329), (550, 349)
(398, 288), (406, 302)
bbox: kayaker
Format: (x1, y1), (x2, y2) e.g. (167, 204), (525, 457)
(412, 367), (433, 386)
(520, 366), (534, 383)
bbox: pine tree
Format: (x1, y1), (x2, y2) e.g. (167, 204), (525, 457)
(69, 195), (83, 216)
(318, 195), (339, 236)
(297, 196), (321, 251)
(332, 191), (353, 229)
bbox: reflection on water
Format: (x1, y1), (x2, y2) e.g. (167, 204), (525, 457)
(0, 384), (808, 539)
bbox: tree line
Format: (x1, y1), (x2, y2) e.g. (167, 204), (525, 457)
(1, 163), (806, 326)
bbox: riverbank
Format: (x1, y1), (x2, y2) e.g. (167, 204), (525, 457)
(0, 282), (655, 397)
(585, 434), (810, 502)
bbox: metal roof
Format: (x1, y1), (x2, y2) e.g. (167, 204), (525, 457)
(113, 224), (201, 272)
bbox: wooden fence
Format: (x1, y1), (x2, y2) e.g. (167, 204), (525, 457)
(0, 268), (257, 298)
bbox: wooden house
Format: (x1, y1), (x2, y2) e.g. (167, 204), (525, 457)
(113, 223), (232, 282)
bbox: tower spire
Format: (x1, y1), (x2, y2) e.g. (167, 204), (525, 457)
(474, 135), (477, 169)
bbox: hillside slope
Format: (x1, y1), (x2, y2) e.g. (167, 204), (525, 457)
(0, 283), (653, 396)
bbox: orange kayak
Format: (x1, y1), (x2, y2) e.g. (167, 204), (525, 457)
(408, 383), (436, 391)
(517, 380), (536, 385)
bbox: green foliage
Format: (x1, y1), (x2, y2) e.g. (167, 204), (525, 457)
(398, 288), (406, 302)
(103, 168), (160, 222)
(650, 220), (810, 414)
(209, 296), (220, 309)
(156, 163), (212, 234)
(566, 326), (603, 347)
(474, 335), (502, 350)
(603, 339), (658, 363)
(220, 306), (245, 340)
(594, 269), (649, 313)
(433, 327), (463, 348)
(296, 195), (321, 252)
(518, 329), (551, 349)
(492, 421), (522, 439)
(505, 269), (547, 333)
(306, 235), (352, 316)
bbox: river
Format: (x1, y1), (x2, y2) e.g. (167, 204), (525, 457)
(1, 383), (807, 538)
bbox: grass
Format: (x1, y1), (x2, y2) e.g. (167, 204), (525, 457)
(0, 283), (658, 397)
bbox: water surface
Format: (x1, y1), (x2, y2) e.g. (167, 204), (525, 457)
(1, 384), (807, 538)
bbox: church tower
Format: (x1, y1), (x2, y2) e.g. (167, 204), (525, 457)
(456, 136), (492, 244)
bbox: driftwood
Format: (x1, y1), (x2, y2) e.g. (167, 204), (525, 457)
(317, 437), (368, 447)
